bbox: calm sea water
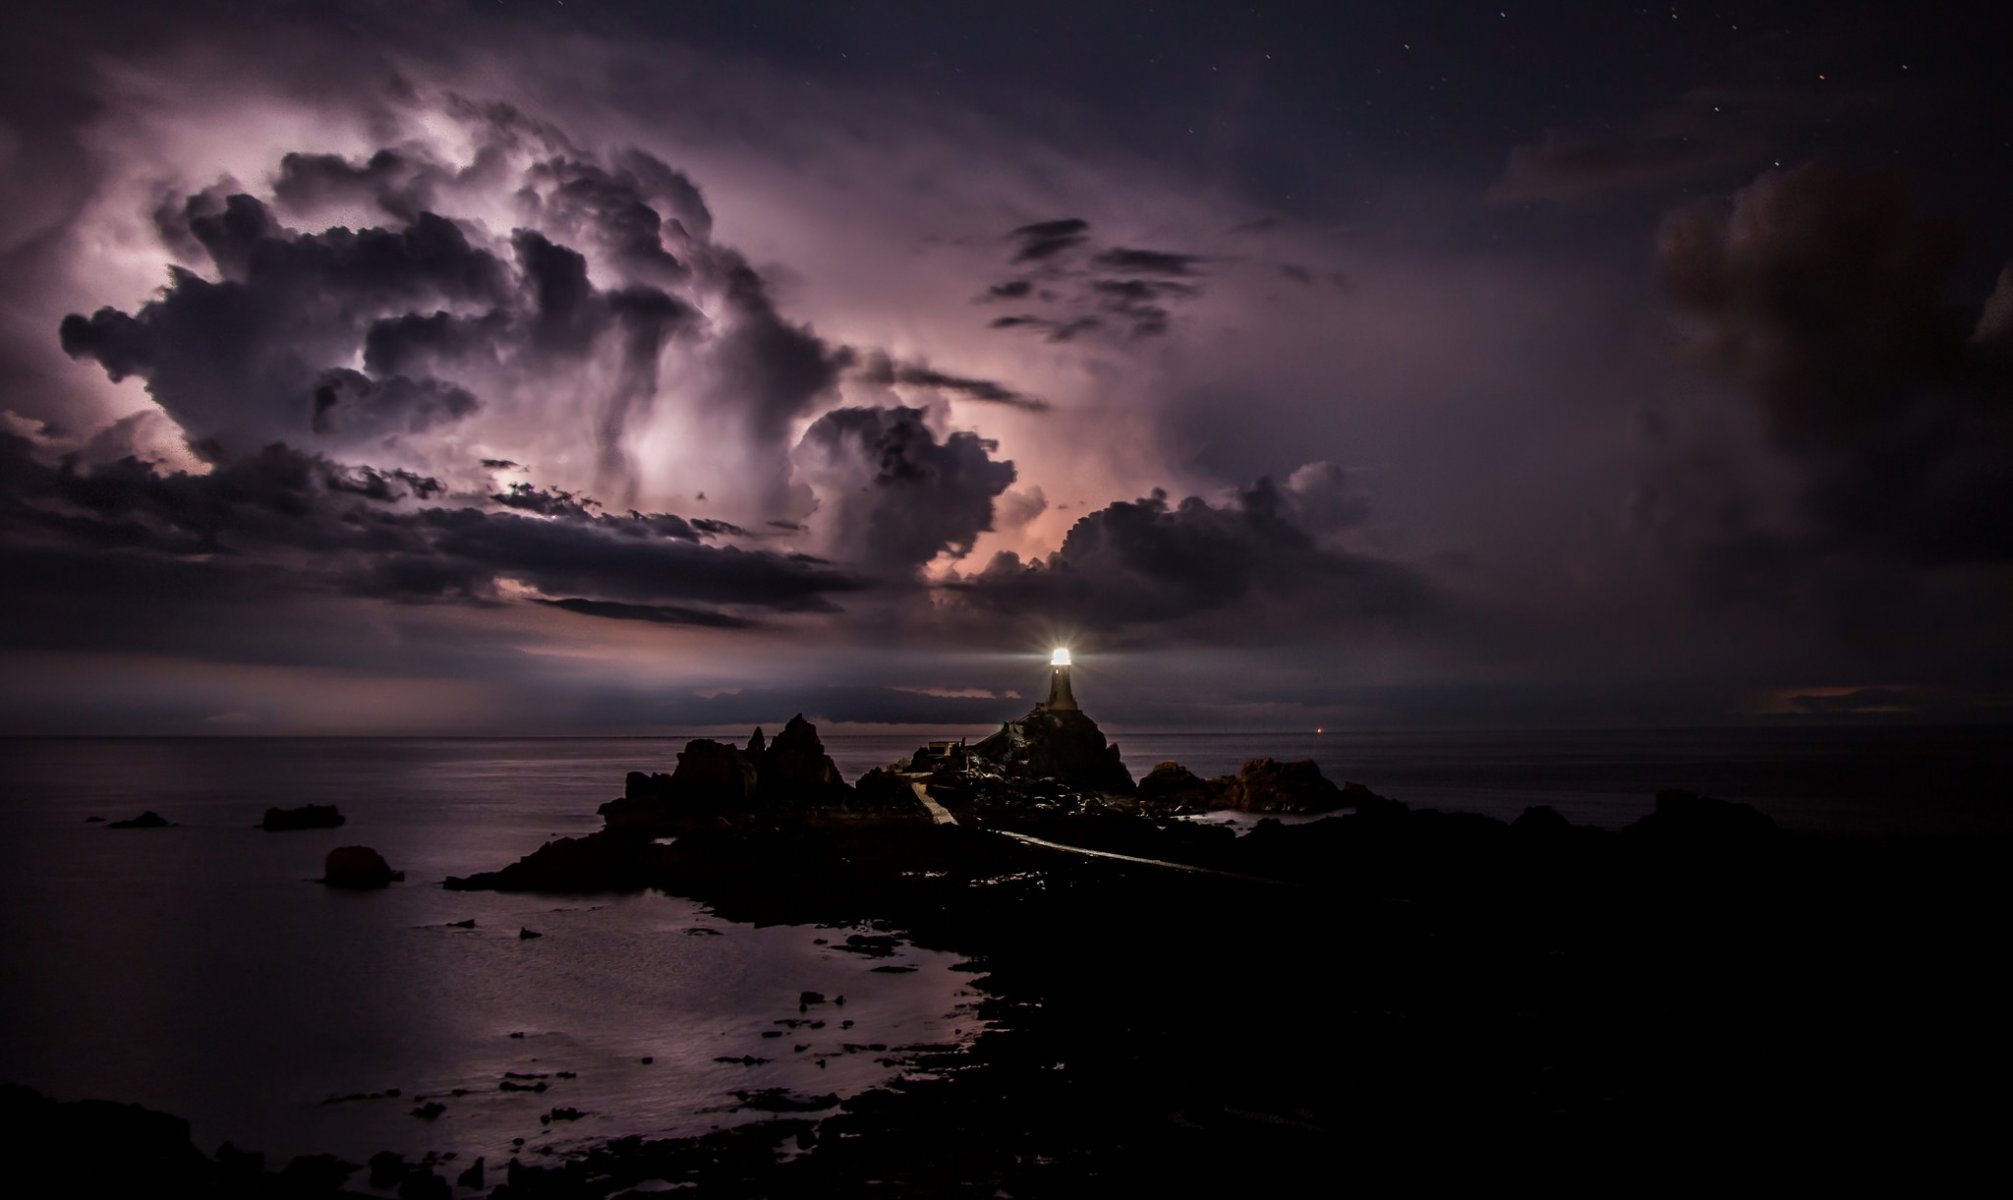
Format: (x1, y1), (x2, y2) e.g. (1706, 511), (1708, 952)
(0, 726), (2005, 1164)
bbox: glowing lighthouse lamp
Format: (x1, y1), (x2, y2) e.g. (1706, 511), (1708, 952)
(1043, 647), (1078, 711)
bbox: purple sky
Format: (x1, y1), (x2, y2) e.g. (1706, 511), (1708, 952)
(3, 2), (2011, 733)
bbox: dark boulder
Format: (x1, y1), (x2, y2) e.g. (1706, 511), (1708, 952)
(257, 804), (345, 831)
(445, 830), (670, 893)
(1221, 758), (1345, 813)
(321, 846), (402, 888)
(1137, 761), (1217, 812)
(107, 810), (170, 829)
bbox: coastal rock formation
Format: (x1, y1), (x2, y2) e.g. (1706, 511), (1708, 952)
(257, 804), (345, 831)
(106, 810), (171, 829)
(759, 714), (851, 803)
(972, 707), (1134, 794)
(445, 831), (671, 893)
(1217, 758), (1345, 813)
(1137, 761), (1218, 812)
(670, 739), (761, 806)
(599, 716), (856, 834)
(321, 845), (402, 889)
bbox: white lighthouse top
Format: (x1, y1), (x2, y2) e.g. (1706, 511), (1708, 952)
(1050, 647), (1071, 666)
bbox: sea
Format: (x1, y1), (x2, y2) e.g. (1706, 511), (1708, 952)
(1, 726), (2006, 1165)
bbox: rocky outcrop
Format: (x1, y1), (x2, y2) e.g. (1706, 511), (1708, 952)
(599, 717), (855, 835)
(257, 804), (345, 831)
(106, 810), (171, 829)
(445, 830), (672, 893)
(972, 707), (1134, 793)
(670, 739), (760, 807)
(321, 845), (402, 889)
(757, 714), (852, 804)
(1136, 761), (1218, 812)
(1215, 758), (1346, 814)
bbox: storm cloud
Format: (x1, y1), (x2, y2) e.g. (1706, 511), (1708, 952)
(1654, 163), (2013, 566)
(792, 406), (1018, 576)
(954, 465), (1426, 638)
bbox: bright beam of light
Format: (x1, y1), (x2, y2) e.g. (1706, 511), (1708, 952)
(1050, 647), (1071, 666)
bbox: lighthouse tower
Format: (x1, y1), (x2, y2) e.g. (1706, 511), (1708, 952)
(1043, 647), (1078, 711)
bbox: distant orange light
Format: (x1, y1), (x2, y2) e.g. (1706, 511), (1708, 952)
(1315, 726), (1325, 734)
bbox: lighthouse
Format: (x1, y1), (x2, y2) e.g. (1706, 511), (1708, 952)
(1043, 647), (1078, 711)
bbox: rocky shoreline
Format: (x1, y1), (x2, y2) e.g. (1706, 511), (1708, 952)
(11, 711), (2008, 1193)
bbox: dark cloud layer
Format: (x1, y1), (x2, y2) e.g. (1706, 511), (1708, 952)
(854, 351), (1048, 411)
(955, 466), (1424, 638)
(0, 433), (863, 646)
(1654, 163), (2013, 567)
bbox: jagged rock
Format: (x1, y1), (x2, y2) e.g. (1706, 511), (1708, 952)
(456, 1158), (485, 1190)
(106, 810), (170, 829)
(747, 727), (767, 757)
(1216, 758), (1345, 813)
(671, 739), (760, 806)
(972, 707), (1134, 793)
(257, 804), (344, 831)
(759, 714), (851, 803)
(445, 830), (670, 893)
(1137, 761), (1217, 811)
(321, 846), (402, 889)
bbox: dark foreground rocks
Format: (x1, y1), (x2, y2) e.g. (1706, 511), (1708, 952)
(320, 845), (402, 889)
(0, 1084), (364, 1197)
(441, 768), (2008, 1191)
(258, 804), (345, 831)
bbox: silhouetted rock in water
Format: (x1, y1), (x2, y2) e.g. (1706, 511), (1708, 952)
(456, 1157), (485, 1190)
(1137, 761), (1218, 812)
(106, 810), (170, 829)
(83, 815), (104, 823)
(973, 706), (1134, 793)
(321, 845), (402, 888)
(673, 738), (762, 806)
(602, 718), (868, 833)
(1623, 789), (1782, 853)
(758, 714), (852, 804)
(257, 803), (345, 831)
(518, 927), (543, 940)
(446, 830), (672, 893)
(1217, 758), (1345, 813)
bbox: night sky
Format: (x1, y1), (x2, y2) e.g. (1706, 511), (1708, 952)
(3, 1), (2011, 733)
